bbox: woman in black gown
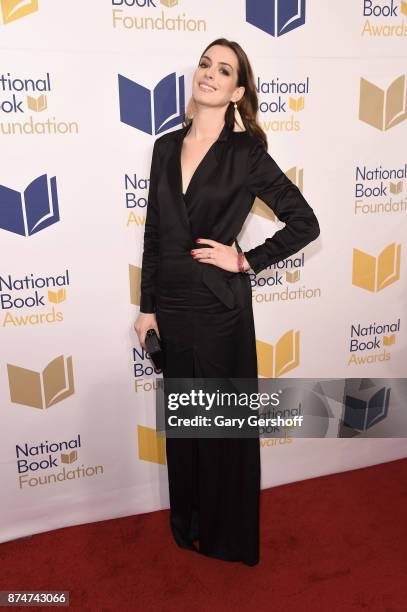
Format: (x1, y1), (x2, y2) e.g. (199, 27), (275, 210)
(134, 38), (320, 566)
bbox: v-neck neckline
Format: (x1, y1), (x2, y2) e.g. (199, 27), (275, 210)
(179, 122), (228, 200)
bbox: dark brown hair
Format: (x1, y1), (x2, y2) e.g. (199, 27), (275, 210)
(184, 38), (267, 149)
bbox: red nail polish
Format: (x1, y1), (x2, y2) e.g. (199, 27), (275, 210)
(190, 250), (195, 254)
(196, 239), (201, 243)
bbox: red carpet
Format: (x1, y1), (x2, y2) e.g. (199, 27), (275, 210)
(1, 457), (406, 611)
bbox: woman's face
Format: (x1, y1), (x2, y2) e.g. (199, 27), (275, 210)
(192, 44), (244, 109)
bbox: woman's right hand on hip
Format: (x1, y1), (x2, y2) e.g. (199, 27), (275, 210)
(134, 312), (160, 350)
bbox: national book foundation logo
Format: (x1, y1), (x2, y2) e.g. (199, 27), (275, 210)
(0, 269), (70, 328)
(0, 72), (79, 136)
(14, 433), (104, 490)
(361, 0), (407, 37)
(0, 0), (38, 25)
(354, 163), (407, 215)
(250, 253), (321, 305)
(111, 0), (207, 32)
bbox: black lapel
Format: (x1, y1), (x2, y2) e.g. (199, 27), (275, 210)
(166, 124), (191, 234)
(165, 121), (231, 237)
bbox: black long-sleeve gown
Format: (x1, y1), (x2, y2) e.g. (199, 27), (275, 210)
(140, 120), (320, 566)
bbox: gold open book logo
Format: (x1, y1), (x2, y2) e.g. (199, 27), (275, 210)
(48, 288), (66, 304)
(1, 0), (38, 24)
(285, 167), (304, 192)
(389, 181), (403, 194)
(61, 450), (78, 464)
(7, 355), (74, 409)
(129, 264), (141, 306)
(359, 75), (407, 130)
(286, 270), (301, 283)
(256, 330), (301, 378)
(289, 96), (305, 112)
(352, 243), (401, 291)
(137, 425), (166, 464)
(27, 94), (47, 112)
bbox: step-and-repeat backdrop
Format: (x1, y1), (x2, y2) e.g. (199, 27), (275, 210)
(1, 0), (406, 542)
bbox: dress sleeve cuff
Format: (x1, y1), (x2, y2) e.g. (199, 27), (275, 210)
(139, 294), (156, 314)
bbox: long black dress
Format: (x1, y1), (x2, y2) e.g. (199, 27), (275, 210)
(140, 120), (320, 566)
(156, 187), (261, 566)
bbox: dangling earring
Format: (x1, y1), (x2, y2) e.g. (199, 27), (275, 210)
(233, 101), (246, 132)
(185, 96), (196, 121)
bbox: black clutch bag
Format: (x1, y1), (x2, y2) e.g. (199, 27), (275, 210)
(145, 328), (165, 371)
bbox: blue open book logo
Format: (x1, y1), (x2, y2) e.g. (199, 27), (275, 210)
(0, 174), (59, 236)
(246, 0), (306, 37)
(343, 386), (390, 431)
(118, 72), (185, 135)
